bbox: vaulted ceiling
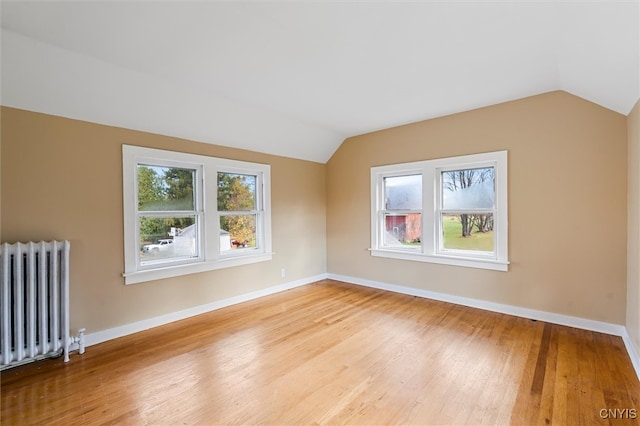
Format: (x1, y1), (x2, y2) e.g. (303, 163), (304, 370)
(1, 1), (638, 163)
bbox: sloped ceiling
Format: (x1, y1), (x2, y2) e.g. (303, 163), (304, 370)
(1, 1), (638, 163)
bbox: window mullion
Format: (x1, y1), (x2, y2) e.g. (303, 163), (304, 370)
(219, 210), (259, 216)
(138, 211), (197, 217)
(439, 209), (495, 215)
(423, 166), (436, 255)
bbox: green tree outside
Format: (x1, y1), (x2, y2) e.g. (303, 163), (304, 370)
(218, 173), (257, 247)
(136, 167), (258, 248)
(137, 165), (196, 244)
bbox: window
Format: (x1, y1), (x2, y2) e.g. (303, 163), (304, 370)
(371, 151), (508, 271)
(381, 173), (422, 249)
(137, 164), (200, 266)
(123, 145), (272, 284)
(217, 172), (259, 251)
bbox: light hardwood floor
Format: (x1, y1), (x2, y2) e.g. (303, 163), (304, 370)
(1, 280), (639, 425)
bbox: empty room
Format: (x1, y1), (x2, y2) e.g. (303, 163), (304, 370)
(1, 1), (639, 425)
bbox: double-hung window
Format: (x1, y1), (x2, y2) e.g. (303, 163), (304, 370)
(381, 173), (423, 250)
(123, 145), (272, 284)
(136, 162), (201, 267)
(371, 151), (508, 271)
(217, 171), (261, 251)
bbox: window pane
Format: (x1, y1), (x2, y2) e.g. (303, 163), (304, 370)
(139, 216), (197, 262)
(384, 175), (422, 210)
(218, 173), (257, 211)
(383, 213), (421, 247)
(138, 165), (195, 211)
(441, 213), (494, 252)
(442, 167), (494, 210)
(220, 214), (257, 250)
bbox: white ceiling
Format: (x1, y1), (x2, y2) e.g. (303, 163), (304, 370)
(1, 1), (638, 163)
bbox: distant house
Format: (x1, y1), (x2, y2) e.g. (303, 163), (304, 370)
(385, 214), (421, 243)
(219, 230), (231, 251)
(173, 225), (232, 254)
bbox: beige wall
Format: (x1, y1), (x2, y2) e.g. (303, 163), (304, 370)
(327, 91), (628, 324)
(0, 107), (327, 334)
(1, 91), (633, 337)
(0, 108), (2, 239)
(628, 100), (640, 351)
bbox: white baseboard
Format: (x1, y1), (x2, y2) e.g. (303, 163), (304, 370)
(83, 274), (328, 347)
(80, 271), (639, 382)
(327, 273), (640, 381)
(621, 331), (640, 381)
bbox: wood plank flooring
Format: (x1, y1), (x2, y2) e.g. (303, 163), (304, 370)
(1, 280), (639, 425)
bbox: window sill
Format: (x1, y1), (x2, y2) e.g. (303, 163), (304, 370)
(369, 248), (509, 271)
(124, 253), (273, 285)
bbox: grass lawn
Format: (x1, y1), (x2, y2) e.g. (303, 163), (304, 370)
(442, 215), (494, 252)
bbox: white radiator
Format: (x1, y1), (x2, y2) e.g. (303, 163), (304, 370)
(0, 241), (85, 370)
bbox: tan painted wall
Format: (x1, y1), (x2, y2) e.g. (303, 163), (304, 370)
(628, 100), (640, 350)
(327, 91), (628, 324)
(0, 108), (2, 240)
(0, 107), (327, 334)
(1, 91), (632, 336)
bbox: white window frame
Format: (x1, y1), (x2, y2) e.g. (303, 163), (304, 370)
(123, 145), (272, 284)
(370, 151), (508, 271)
